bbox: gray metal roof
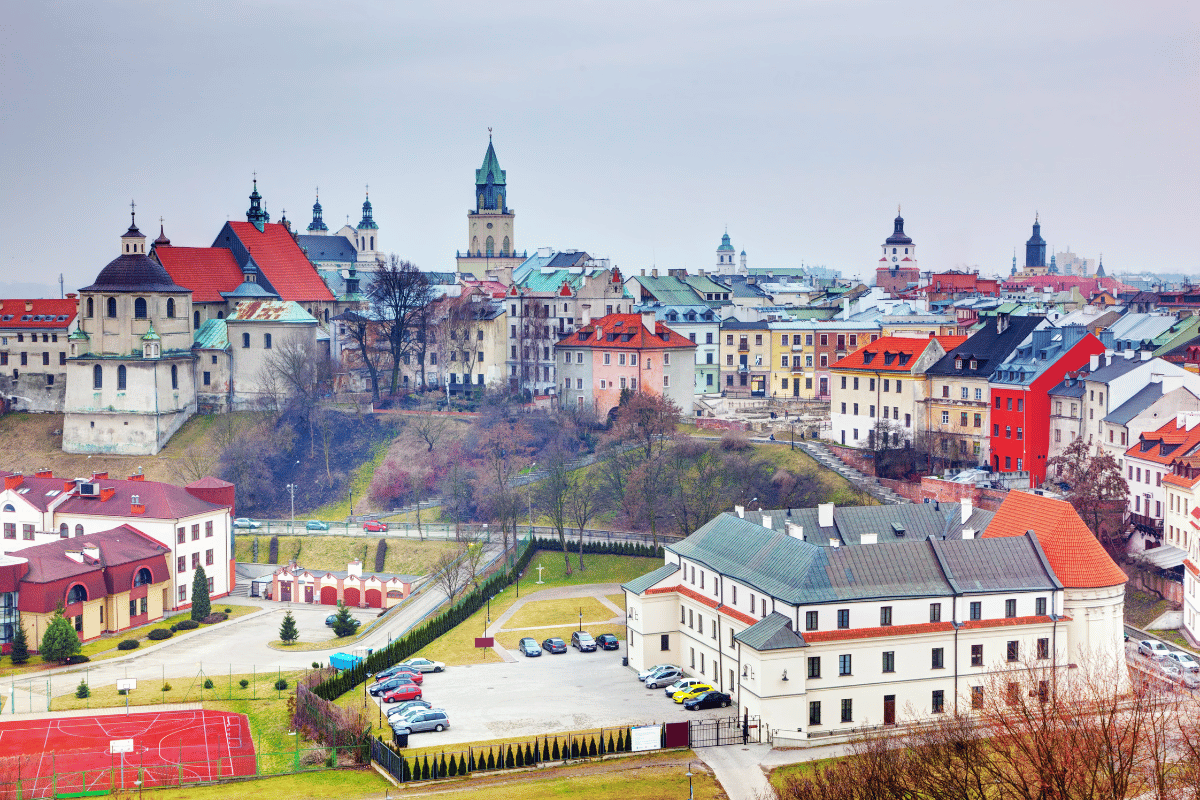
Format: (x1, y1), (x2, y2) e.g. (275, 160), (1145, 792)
(621, 563), (679, 595)
(735, 612), (807, 651)
(740, 503), (994, 547)
(1105, 383), (1165, 426)
(931, 536), (1059, 594)
(1084, 354), (1144, 384)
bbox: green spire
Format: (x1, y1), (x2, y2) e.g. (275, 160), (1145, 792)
(476, 139), (506, 187)
(141, 323), (160, 341)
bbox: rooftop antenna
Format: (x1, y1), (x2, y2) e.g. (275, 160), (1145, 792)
(59, 273), (64, 299)
(488, 126), (492, 141)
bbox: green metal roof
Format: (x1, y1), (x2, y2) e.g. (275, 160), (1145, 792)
(633, 275), (705, 306)
(476, 142), (506, 186)
(622, 563), (679, 595)
(735, 612), (807, 651)
(682, 274), (728, 295)
(1152, 315), (1200, 356)
(518, 268), (587, 294)
(192, 319), (228, 350)
(226, 300), (318, 324)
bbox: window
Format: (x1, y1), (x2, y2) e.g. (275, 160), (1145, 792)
(1037, 637), (1050, 660)
(993, 423), (1000, 436)
(1005, 598), (1017, 618)
(177, 556), (186, 574)
(971, 644), (983, 666)
(942, 411), (950, 425)
(206, 549), (214, 566)
(809, 701), (821, 726)
(837, 608), (849, 629)
(853, 377), (859, 390)
(1007, 641), (1019, 662)
(21, 524), (32, 541)
(1016, 427), (1023, 440)
(932, 690), (945, 714)
(930, 602), (941, 622)
(117, 365), (126, 390)
(106, 297), (118, 318)
(177, 527), (185, 544)
(191, 553), (200, 570)
(932, 648), (944, 669)
(880, 606), (892, 626)
(191, 524), (200, 541)
(943, 385), (950, 398)
(661, 634), (669, 651)
(839, 654), (852, 676)
(1036, 597), (1047, 616)
(179, 585), (187, 602)
(806, 610), (818, 631)
(969, 601), (981, 620)
(961, 412), (968, 426)
(93, 364), (102, 389)
(75, 524), (83, 537)
(971, 686), (983, 709)
(974, 413), (982, 428)
(808, 656), (821, 678)
(242, 332), (250, 349)
(882, 651), (895, 673)
(1, 523), (13, 539)
(841, 699), (853, 723)
(171, 364), (178, 390)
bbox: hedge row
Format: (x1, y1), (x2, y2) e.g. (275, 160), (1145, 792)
(313, 540), (538, 700)
(532, 537), (663, 558)
(374, 539), (388, 573)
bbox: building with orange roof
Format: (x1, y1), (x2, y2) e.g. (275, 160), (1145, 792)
(1163, 453), (1200, 645)
(556, 312), (697, 417)
(0, 297), (79, 412)
(829, 334), (960, 448)
(1125, 415), (1200, 542)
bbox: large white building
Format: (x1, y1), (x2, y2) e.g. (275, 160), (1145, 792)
(623, 492), (1127, 742)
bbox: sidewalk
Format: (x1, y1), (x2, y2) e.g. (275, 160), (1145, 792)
(484, 583), (626, 664)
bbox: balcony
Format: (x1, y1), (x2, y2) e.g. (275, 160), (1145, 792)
(738, 344), (750, 352)
(1127, 512), (1164, 535)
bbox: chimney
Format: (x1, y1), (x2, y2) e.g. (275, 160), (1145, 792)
(581, 307), (591, 326)
(761, 515), (772, 530)
(642, 311), (657, 334)
(63, 480), (76, 493)
(961, 497), (973, 524)
(735, 505), (745, 518)
(24, 302), (32, 312)
(829, 539), (840, 548)
(1089, 353), (1100, 371)
(131, 495), (145, 515)
(962, 528), (975, 540)
(3, 473), (23, 491)
(1142, 349), (1152, 361)
(91, 471), (108, 480)
(651, 268), (658, 278)
(786, 522), (804, 540)
(818, 503), (834, 527)
(860, 532), (878, 545)
(347, 560), (362, 578)
(34, 468), (52, 478)
(66, 293), (77, 299)
(129, 472), (145, 482)
(99, 487), (115, 502)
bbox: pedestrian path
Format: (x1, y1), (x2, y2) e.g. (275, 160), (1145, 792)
(484, 583), (626, 664)
(798, 440), (908, 505)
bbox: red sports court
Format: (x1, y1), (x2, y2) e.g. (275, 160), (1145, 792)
(0, 709), (255, 797)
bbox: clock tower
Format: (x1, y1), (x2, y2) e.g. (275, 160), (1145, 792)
(874, 208), (920, 296)
(456, 132), (526, 281)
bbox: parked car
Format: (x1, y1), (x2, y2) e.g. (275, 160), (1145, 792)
(233, 518), (261, 529)
(571, 631), (597, 652)
(382, 684), (423, 703)
(375, 665), (421, 681)
(390, 709), (450, 735)
(1164, 651), (1200, 673)
(369, 676), (418, 696)
(639, 664), (678, 682)
(375, 668), (422, 685)
(518, 637), (542, 657)
(683, 691), (732, 711)
(1183, 671), (1200, 690)
(1157, 661), (1183, 683)
(665, 678), (710, 698)
(387, 699), (432, 719)
(596, 633), (620, 651)
(305, 520), (329, 531)
(400, 657), (446, 673)
(542, 637), (567, 654)
(363, 520), (388, 532)
(645, 667), (684, 689)
(1139, 640), (1171, 659)
(674, 684), (716, 704)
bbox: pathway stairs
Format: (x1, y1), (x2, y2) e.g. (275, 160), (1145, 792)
(797, 440), (908, 505)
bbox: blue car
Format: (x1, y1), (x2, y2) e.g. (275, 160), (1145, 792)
(518, 637), (542, 657)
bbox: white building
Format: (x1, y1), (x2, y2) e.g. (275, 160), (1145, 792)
(623, 492), (1127, 742)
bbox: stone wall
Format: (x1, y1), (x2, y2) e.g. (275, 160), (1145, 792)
(827, 443), (876, 475)
(916, 476), (1009, 511)
(1124, 563), (1183, 607)
(878, 478), (922, 503)
(695, 417), (751, 432)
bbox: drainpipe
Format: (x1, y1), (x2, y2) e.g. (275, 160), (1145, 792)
(953, 593), (959, 715)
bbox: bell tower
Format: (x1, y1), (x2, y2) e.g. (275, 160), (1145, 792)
(456, 131), (524, 280)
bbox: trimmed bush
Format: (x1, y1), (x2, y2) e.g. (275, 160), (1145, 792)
(169, 625), (178, 632)
(64, 655), (89, 664)
(515, 744), (524, 767)
(274, 678), (288, 691)
(422, 755), (430, 780)
(588, 737), (597, 757)
(239, 679), (249, 688)
(162, 683), (172, 692)
(486, 750), (495, 770)
(525, 742), (534, 764)
(224, 607), (232, 614)
(312, 661), (321, 669)
(468, 752), (476, 772)
(201, 613), (227, 624)
(458, 754), (467, 775)
(117, 639), (139, 651)
(268, 536), (279, 564)
(148, 629), (173, 640)
(203, 678), (214, 689)
(552, 739), (560, 760)
(175, 620), (200, 630)
(543, 739), (550, 761)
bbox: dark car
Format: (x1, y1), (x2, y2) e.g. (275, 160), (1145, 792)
(596, 633), (620, 651)
(368, 676), (417, 696)
(518, 637), (542, 657)
(541, 637), (567, 654)
(375, 665), (421, 682)
(684, 691), (732, 711)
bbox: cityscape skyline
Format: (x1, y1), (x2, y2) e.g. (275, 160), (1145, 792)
(2, 1), (1197, 295)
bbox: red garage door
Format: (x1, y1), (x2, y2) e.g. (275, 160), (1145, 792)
(320, 586), (338, 605)
(343, 587), (361, 607)
(365, 589), (382, 608)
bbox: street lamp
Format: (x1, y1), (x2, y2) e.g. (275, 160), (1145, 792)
(286, 483), (297, 534)
(579, 607), (583, 633)
(790, 421), (796, 451)
(686, 762), (694, 800)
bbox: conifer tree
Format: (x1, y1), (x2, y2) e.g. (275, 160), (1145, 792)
(190, 566), (211, 621)
(40, 606), (80, 663)
(279, 610), (300, 644)
(9, 622), (29, 665)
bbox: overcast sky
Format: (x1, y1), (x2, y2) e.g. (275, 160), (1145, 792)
(2, 1), (1197, 296)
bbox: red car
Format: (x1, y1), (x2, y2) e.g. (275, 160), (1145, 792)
(375, 667), (422, 684)
(363, 520), (388, 532)
(382, 684), (422, 703)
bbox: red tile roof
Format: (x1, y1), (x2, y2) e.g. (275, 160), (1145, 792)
(224, 223), (334, 302)
(1125, 418), (1200, 466)
(154, 247), (244, 303)
(0, 299), (77, 330)
(645, 584), (760, 625)
(984, 492), (1127, 588)
(0, 475), (73, 511)
(832, 335), (961, 372)
(558, 313), (696, 350)
(55, 476), (231, 520)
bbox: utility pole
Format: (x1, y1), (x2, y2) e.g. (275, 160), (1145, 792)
(286, 483), (297, 534)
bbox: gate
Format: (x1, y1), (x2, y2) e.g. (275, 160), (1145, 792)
(689, 715), (760, 747)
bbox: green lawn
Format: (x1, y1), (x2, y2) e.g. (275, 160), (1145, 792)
(234, 534), (454, 575)
(137, 769), (391, 800)
(1126, 589), (1172, 629)
(753, 443), (876, 506)
(53, 667), (306, 712)
(504, 597), (613, 631)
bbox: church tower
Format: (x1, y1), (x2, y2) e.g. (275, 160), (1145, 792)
(716, 232), (736, 275)
(307, 190), (328, 235)
(456, 133), (525, 281)
(1024, 214), (1047, 274)
(355, 190), (381, 264)
(874, 208), (919, 296)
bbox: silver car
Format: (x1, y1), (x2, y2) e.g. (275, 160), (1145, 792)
(1164, 651), (1200, 673)
(391, 708), (450, 734)
(638, 664), (678, 681)
(645, 667), (684, 689)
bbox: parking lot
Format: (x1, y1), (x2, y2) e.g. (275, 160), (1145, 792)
(369, 644), (739, 746)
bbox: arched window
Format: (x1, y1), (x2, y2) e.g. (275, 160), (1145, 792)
(242, 332), (250, 348)
(369, 236), (374, 250)
(106, 297), (117, 318)
(133, 567), (152, 588)
(166, 298), (175, 318)
(502, 236), (510, 256)
(478, 193), (484, 208)
(74, 524), (83, 537)
(324, 309), (329, 322)
(193, 310), (200, 329)
(117, 365), (126, 390)
(264, 333), (272, 349)
(471, 236), (479, 254)
(2, 504), (13, 513)
(134, 298), (147, 319)
(498, 193), (503, 208)
(486, 236), (495, 257)
(66, 584), (87, 604)
(171, 364), (178, 390)
(217, 311), (224, 320)
(892, 247), (897, 255)
(93, 365), (102, 389)
(86, 297), (94, 318)
(59, 523), (68, 539)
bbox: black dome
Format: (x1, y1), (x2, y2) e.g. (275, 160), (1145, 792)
(80, 254), (189, 293)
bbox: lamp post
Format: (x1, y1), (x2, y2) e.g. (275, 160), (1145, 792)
(579, 607), (583, 633)
(686, 762), (694, 800)
(790, 421), (796, 450)
(286, 483), (297, 534)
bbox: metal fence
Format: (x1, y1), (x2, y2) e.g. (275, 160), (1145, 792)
(689, 715), (760, 747)
(234, 521), (680, 545)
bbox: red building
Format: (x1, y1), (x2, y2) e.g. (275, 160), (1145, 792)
(988, 326), (1106, 486)
(905, 270), (1001, 303)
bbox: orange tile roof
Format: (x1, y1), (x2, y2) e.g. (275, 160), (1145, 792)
(0, 299), (77, 330)
(1125, 418), (1200, 466)
(984, 492), (1127, 588)
(155, 247), (243, 303)
(1163, 473), (1200, 489)
(1185, 559), (1199, 579)
(645, 584), (759, 625)
(804, 621), (955, 643)
(225, 222), (335, 302)
(831, 334), (950, 372)
(559, 313), (696, 350)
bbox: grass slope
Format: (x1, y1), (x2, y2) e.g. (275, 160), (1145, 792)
(234, 535), (454, 575)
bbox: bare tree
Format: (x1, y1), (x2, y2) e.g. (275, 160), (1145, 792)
(437, 291), (491, 401)
(409, 397), (451, 453)
(536, 448), (574, 574)
(457, 527), (490, 588)
(336, 309), (386, 403)
(370, 256), (432, 396)
(567, 475), (600, 573)
(261, 330), (332, 456)
(1047, 437), (1130, 547)
(613, 390), (680, 460)
(432, 547), (470, 605)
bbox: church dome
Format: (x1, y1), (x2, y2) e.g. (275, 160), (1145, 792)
(885, 213), (912, 245)
(82, 254), (190, 293)
(717, 232), (735, 252)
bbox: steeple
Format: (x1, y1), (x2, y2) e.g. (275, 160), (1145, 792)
(1025, 214), (1046, 268)
(307, 188), (328, 232)
(1048, 249), (1058, 275)
(885, 206), (912, 245)
(358, 187), (378, 230)
(475, 132), (507, 212)
(121, 201), (147, 255)
(1096, 254), (1106, 278)
(246, 176), (270, 230)
(154, 217), (171, 247)
(1011, 250), (1017, 276)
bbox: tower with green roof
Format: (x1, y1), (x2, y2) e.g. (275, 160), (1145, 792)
(457, 132), (525, 280)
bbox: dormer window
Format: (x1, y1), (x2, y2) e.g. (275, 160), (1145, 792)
(898, 354), (911, 365)
(955, 358), (962, 369)
(969, 359), (978, 370)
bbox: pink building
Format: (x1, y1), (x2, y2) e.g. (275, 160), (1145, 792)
(557, 312), (697, 417)
(266, 560), (412, 608)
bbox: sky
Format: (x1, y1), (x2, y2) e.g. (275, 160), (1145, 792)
(1, 1), (1197, 296)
